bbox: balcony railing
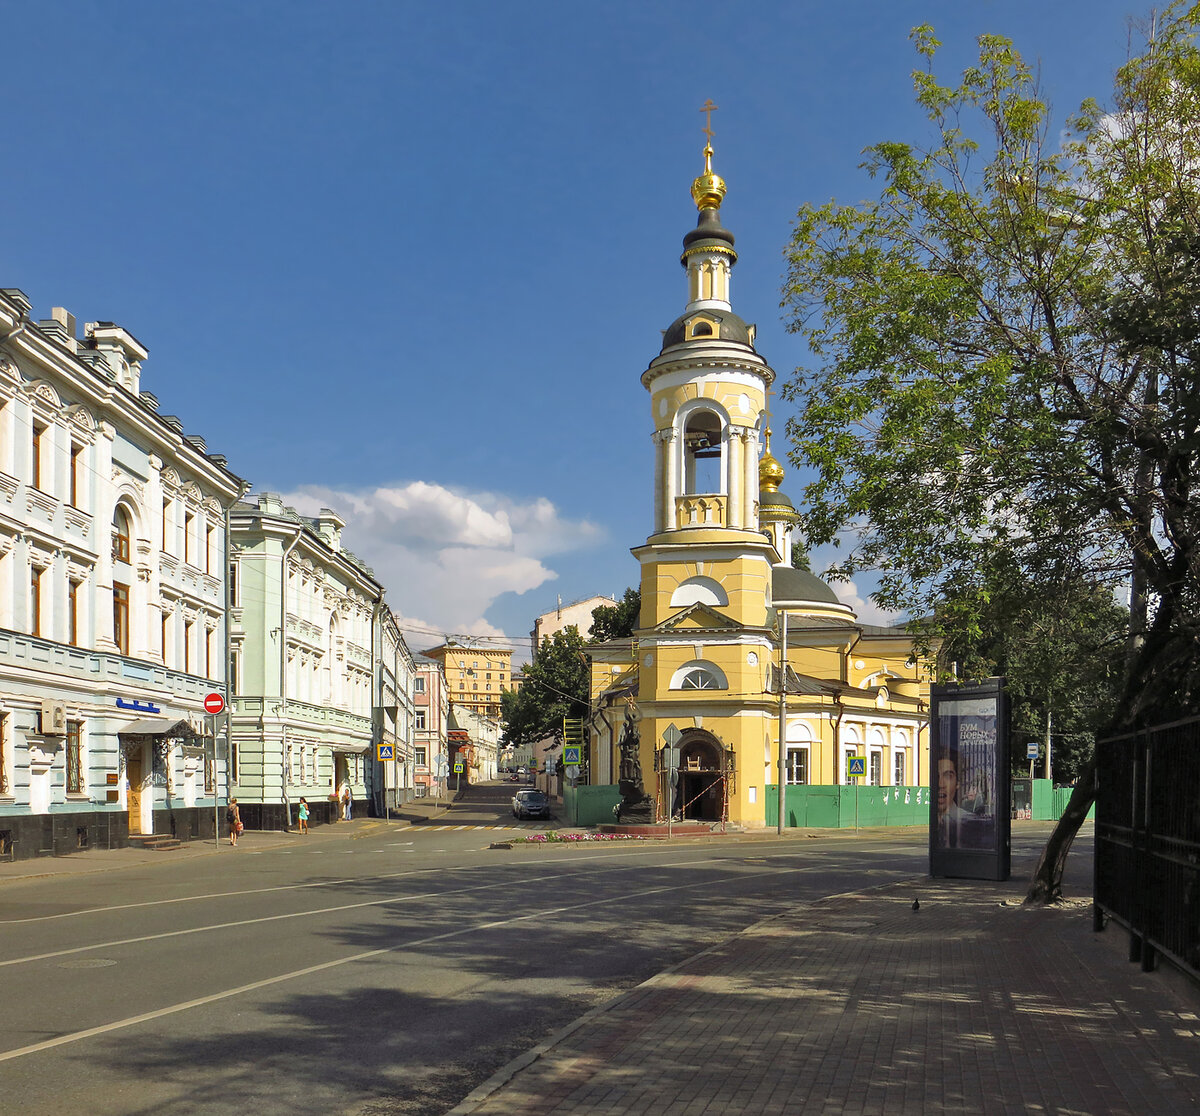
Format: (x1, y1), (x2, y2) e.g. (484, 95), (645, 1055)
(675, 493), (726, 529)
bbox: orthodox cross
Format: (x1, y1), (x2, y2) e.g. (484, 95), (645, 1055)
(699, 99), (718, 143)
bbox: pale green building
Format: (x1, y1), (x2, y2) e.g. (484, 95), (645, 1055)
(228, 492), (410, 828)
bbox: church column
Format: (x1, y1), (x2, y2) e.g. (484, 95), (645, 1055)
(743, 428), (759, 529)
(652, 429), (665, 534)
(726, 426), (743, 527)
(661, 427), (678, 532)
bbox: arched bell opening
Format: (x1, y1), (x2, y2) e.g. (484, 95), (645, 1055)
(682, 409), (724, 496)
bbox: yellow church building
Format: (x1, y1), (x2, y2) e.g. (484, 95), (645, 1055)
(586, 130), (932, 829)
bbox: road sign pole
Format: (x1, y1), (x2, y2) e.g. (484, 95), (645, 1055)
(211, 713), (218, 851)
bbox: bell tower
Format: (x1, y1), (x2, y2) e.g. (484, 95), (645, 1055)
(635, 113), (780, 631)
(629, 108), (785, 826)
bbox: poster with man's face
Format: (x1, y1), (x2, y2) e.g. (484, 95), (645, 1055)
(933, 696), (998, 851)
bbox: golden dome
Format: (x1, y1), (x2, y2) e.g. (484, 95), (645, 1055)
(759, 450), (785, 492)
(691, 143), (727, 210)
(759, 427), (785, 492)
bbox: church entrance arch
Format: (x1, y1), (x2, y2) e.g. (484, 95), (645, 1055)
(673, 732), (727, 822)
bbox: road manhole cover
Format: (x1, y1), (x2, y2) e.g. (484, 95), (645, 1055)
(58, 958), (118, 969)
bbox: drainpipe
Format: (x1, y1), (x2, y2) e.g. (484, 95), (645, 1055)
(280, 527), (302, 830)
(1, 320), (28, 347)
(777, 607), (788, 835)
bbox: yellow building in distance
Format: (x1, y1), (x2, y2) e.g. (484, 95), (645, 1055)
(587, 126), (932, 828)
(420, 640), (513, 720)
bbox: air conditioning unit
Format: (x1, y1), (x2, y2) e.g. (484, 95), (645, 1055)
(41, 701), (67, 736)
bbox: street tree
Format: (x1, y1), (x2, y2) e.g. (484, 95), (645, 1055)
(588, 588), (640, 643)
(780, 6), (1200, 901)
(933, 571), (1128, 783)
(500, 626), (589, 747)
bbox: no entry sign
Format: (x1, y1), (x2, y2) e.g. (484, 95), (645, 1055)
(203, 691), (225, 715)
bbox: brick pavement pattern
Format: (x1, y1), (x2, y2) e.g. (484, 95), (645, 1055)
(451, 876), (1200, 1116)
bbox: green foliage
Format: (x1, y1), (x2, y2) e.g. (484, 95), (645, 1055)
(782, 4), (1200, 730)
(500, 627), (589, 746)
(933, 572), (1128, 781)
(588, 588), (640, 643)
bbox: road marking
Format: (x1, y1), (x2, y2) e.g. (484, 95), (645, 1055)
(0, 838), (844, 925)
(3, 852), (822, 968)
(0, 868), (790, 1064)
(0, 864), (461, 924)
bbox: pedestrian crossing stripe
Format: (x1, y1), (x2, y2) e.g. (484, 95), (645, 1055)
(408, 816), (549, 825)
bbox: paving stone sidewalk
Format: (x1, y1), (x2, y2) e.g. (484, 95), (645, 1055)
(450, 869), (1200, 1116)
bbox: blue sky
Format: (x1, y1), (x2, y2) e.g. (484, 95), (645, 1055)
(3, 1), (1147, 659)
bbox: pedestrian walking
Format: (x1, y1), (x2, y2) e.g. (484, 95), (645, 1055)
(298, 797), (309, 835)
(227, 798), (242, 847)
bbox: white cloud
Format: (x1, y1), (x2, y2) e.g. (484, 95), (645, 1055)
(829, 577), (903, 627)
(276, 482), (605, 645)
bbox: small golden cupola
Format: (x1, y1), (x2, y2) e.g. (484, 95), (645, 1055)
(758, 427), (801, 564)
(679, 100), (737, 314)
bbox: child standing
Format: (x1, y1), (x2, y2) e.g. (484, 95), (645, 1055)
(298, 797), (309, 835)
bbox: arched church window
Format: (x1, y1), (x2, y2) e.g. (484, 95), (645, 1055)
(669, 576), (729, 608)
(688, 319), (714, 338)
(669, 660), (728, 691)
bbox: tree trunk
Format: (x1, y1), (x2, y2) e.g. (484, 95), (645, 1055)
(1023, 753), (1097, 904)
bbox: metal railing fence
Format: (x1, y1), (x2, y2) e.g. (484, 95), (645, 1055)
(1094, 715), (1200, 980)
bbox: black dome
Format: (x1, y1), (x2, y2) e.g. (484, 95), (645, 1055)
(682, 206), (735, 253)
(661, 308), (753, 350)
(772, 565), (845, 608)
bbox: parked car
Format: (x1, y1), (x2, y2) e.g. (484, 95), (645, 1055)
(508, 773), (520, 782)
(512, 789), (551, 819)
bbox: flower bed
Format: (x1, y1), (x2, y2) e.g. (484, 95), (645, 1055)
(516, 831), (645, 843)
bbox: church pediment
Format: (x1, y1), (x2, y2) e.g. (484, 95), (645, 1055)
(653, 602), (742, 632)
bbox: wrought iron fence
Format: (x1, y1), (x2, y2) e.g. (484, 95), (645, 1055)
(1094, 715), (1200, 980)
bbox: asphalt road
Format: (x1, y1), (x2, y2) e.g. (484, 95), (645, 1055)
(0, 784), (1055, 1116)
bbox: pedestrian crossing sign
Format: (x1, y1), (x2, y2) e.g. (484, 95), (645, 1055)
(563, 745), (582, 765)
(847, 755), (866, 778)
(378, 744), (394, 761)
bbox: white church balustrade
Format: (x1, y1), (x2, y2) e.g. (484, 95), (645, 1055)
(675, 493), (727, 528)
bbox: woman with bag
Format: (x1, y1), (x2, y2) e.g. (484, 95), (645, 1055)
(227, 798), (242, 847)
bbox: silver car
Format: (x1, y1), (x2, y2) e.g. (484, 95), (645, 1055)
(512, 789), (550, 819)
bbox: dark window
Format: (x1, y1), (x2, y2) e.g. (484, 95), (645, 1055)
(70, 443), (83, 507)
(31, 422), (43, 490)
(786, 748), (808, 785)
(29, 567), (41, 637)
(113, 582), (129, 654)
(113, 508), (131, 564)
(67, 579), (79, 646)
(65, 721), (82, 794)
